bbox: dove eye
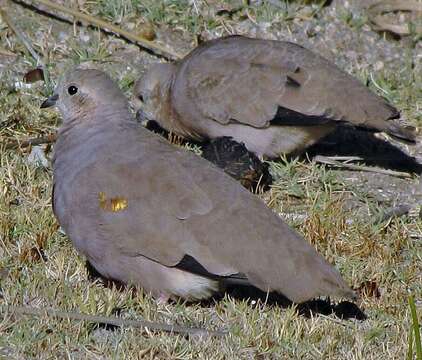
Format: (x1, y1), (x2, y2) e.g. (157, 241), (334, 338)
(68, 85), (78, 96)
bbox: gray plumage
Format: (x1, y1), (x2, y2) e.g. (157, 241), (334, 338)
(44, 68), (354, 303)
(134, 35), (416, 158)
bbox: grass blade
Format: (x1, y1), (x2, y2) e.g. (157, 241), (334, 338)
(409, 295), (422, 360)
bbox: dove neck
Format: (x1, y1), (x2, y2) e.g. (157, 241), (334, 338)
(154, 76), (173, 114)
(156, 82), (200, 139)
(53, 107), (133, 176)
(59, 103), (132, 138)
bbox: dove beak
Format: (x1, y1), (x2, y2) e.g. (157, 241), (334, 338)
(40, 93), (59, 108)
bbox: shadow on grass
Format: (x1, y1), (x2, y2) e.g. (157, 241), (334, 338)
(144, 118), (421, 184)
(305, 127), (422, 175)
(86, 261), (366, 324)
(206, 285), (366, 321)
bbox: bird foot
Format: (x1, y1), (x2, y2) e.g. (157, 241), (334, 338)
(156, 294), (170, 305)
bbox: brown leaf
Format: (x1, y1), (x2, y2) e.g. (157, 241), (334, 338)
(138, 22), (156, 41)
(23, 68), (44, 83)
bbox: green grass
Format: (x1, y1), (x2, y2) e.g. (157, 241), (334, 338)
(0, 0), (421, 359)
(408, 296), (422, 360)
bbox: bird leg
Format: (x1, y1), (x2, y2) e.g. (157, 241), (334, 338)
(156, 293), (170, 305)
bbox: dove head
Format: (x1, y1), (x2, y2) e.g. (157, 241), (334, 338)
(133, 63), (176, 123)
(41, 69), (128, 125)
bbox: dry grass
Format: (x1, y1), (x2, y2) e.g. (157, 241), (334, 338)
(0, 0), (421, 359)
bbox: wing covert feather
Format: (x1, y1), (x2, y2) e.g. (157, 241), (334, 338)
(65, 128), (352, 301)
(172, 36), (399, 132)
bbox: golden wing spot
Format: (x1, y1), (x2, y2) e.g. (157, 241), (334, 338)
(98, 192), (128, 212)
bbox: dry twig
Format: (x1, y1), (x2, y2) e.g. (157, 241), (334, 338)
(0, 7), (43, 64)
(368, 0), (422, 36)
(313, 155), (413, 178)
(20, 0), (182, 60)
(373, 204), (411, 224)
(1, 305), (227, 337)
(1, 133), (57, 150)
(0, 6), (52, 88)
(0, 47), (17, 57)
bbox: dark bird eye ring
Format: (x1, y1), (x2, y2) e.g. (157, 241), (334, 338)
(68, 85), (78, 95)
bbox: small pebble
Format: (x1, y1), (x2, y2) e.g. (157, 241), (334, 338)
(27, 146), (49, 168)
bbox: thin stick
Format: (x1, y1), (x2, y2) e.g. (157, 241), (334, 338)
(374, 204), (411, 224)
(2, 133), (57, 150)
(368, 0), (422, 36)
(24, 0), (182, 60)
(1, 305), (227, 337)
(371, 15), (422, 36)
(0, 7), (43, 65)
(317, 313), (355, 329)
(317, 156), (364, 162)
(368, 0), (422, 16)
(266, 0), (284, 8)
(0, 47), (17, 57)
(0, 6), (52, 90)
(313, 155), (413, 179)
